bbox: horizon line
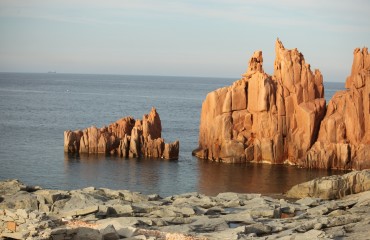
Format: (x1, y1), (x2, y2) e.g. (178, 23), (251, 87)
(0, 71), (239, 80)
(0, 71), (346, 83)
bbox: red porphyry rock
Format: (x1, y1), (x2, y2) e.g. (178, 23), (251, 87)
(64, 107), (179, 160)
(303, 47), (370, 170)
(193, 39), (326, 165)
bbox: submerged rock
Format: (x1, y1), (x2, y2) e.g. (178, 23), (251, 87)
(64, 107), (179, 160)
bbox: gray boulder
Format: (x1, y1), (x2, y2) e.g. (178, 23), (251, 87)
(189, 216), (228, 233)
(244, 222), (272, 236)
(73, 227), (103, 240)
(286, 170), (370, 199)
(100, 224), (119, 240)
(0, 191), (38, 210)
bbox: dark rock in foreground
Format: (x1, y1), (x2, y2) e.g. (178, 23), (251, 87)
(1, 171), (370, 239)
(64, 107), (179, 160)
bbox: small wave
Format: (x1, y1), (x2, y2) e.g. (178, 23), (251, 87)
(0, 88), (48, 94)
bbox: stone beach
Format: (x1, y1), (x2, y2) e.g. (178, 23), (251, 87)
(1, 170), (370, 239)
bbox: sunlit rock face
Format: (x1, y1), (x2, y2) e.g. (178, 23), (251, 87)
(193, 39), (326, 165)
(304, 47), (370, 170)
(64, 107), (179, 160)
(194, 40), (370, 170)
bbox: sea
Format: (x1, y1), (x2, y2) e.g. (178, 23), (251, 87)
(0, 73), (346, 197)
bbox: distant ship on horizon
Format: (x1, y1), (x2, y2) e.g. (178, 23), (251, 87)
(47, 71), (56, 74)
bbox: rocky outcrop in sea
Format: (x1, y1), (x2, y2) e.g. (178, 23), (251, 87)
(1, 170), (370, 239)
(193, 39), (326, 164)
(304, 47), (370, 170)
(64, 107), (179, 160)
(193, 40), (370, 170)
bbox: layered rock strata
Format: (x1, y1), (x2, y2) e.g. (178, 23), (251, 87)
(303, 48), (370, 170)
(2, 177), (370, 239)
(286, 170), (370, 199)
(64, 108), (179, 160)
(193, 39), (326, 164)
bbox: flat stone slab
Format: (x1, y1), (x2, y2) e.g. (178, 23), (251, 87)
(1, 174), (370, 240)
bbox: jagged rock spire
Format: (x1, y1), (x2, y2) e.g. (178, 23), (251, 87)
(194, 40), (326, 165)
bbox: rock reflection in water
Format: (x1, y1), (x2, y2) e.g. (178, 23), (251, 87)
(64, 153), (347, 197)
(197, 161), (347, 196)
(64, 153), (179, 195)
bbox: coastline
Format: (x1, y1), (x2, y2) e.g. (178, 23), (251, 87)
(1, 170), (370, 239)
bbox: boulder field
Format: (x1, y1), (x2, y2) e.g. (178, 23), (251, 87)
(1, 171), (370, 239)
(64, 107), (179, 160)
(193, 39), (370, 170)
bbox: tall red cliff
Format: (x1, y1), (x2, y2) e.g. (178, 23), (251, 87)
(193, 40), (326, 164)
(303, 47), (370, 170)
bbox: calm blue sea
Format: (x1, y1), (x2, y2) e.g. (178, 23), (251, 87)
(0, 73), (345, 196)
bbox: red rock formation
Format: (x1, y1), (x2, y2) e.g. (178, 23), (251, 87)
(64, 107), (179, 160)
(303, 47), (370, 170)
(193, 39), (326, 164)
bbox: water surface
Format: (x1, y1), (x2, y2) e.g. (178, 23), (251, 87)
(0, 73), (346, 196)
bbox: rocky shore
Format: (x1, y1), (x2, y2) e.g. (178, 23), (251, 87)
(1, 170), (370, 240)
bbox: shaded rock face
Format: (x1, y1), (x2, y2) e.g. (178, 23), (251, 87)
(64, 107), (179, 160)
(193, 39), (326, 164)
(303, 47), (370, 170)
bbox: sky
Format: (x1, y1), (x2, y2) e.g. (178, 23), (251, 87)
(0, 0), (369, 81)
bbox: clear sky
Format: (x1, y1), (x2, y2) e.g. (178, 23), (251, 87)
(0, 0), (369, 81)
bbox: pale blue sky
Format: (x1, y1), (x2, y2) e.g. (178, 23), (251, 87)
(0, 0), (369, 81)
